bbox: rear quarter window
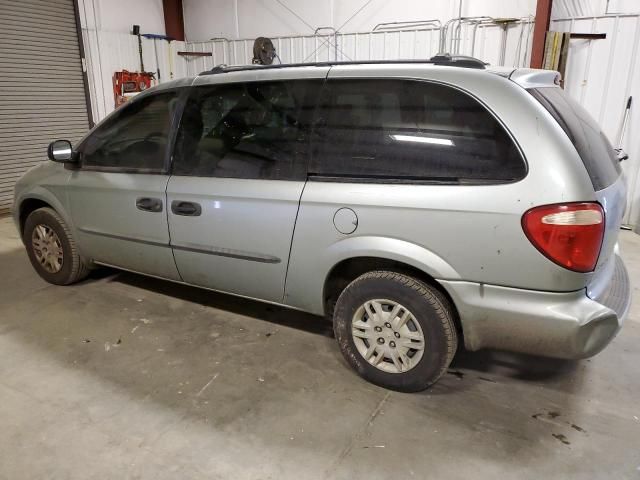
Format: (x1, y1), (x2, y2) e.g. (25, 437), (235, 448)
(528, 87), (621, 191)
(309, 79), (526, 183)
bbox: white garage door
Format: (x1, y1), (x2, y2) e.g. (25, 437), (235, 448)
(0, 0), (90, 215)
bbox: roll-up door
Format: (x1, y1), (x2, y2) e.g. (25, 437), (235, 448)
(0, 0), (90, 215)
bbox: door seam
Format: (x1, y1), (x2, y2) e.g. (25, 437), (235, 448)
(282, 179), (308, 304)
(164, 175), (184, 281)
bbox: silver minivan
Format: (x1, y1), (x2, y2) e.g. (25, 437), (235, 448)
(13, 56), (631, 392)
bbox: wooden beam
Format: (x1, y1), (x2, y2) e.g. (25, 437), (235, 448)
(570, 33), (607, 40)
(530, 0), (553, 68)
(163, 0), (185, 41)
(177, 51), (212, 57)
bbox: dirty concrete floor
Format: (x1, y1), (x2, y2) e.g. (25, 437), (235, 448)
(0, 216), (639, 480)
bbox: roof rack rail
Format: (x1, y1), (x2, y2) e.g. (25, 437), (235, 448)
(429, 54), (488, 69)
(198, 54), (487, 76)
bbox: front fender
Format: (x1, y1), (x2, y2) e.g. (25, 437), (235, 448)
(14, 187), (75, 244)
(13, 162), (73, 238)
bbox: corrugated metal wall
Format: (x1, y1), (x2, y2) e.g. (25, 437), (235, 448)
(0, 0), (90, 215)
(178, 20), (534, 73)
(81, 30), (187, 121)
(551, 14), (640, 226)
(84, 19), (534, 122)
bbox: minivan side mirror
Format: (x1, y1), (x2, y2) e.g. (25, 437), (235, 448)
(47, 140), (74, 163)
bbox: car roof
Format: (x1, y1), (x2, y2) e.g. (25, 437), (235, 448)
(197, 55), (488, 77)
(150, 56), (560, 92)
(190, 56), (494, 88)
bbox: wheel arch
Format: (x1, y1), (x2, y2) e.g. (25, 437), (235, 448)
(18, 198), (53, 237)
(17, 190), (73, 239)
(322, 256), (463, 338)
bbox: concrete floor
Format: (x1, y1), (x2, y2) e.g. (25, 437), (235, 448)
(0, 216), (639, 480)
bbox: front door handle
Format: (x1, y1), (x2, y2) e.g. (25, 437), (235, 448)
(136, 197), (163, 212)
(171, 200), (202, 216)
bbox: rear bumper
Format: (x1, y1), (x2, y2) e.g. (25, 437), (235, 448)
(440, 254), (631, 359)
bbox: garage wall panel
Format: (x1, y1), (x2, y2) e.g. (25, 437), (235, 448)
(183, 0), (536, 41)
(552, 14), (640, 227)
(0, 0), (90, 215)
(80, 28), (187, 121)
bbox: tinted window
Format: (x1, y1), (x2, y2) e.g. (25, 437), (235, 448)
(309, 79), (525, 182)
(172, 80), (322, 180)
(81, 92), (179, 171)
(529, 87), (621, 190)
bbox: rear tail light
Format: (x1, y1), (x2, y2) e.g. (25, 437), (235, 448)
(522, 202), (605, 273)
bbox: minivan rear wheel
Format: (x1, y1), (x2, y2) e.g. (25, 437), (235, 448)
(333, 271), (457, 392)
(23, 207), (90, 285)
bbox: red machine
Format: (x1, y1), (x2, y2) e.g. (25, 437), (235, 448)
(113, 70), (155, 108)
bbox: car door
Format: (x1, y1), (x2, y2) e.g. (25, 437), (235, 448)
(166, 76), (325, 302)
(66, 89), (183, 280)
(285, 75), (530, 313)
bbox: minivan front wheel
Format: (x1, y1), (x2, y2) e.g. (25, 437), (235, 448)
(333, 271), (457, 392)
(23, 207), (89, 285)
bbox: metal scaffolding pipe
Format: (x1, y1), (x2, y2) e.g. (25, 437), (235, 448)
(373, 20), (441, 32)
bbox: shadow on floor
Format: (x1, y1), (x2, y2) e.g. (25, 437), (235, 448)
(100, 268), (335, 338)
(451, 348), (580, 381)
(97, 267), (582, 389)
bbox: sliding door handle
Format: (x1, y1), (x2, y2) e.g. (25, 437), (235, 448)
(171, 200), (202, 216)
(136, 197), (163, 212)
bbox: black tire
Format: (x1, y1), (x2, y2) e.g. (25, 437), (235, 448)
(333, 271), (458, 392)
(23, 207), (90, 285)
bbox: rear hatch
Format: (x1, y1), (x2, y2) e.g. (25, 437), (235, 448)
(526, 85), (626, 297)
